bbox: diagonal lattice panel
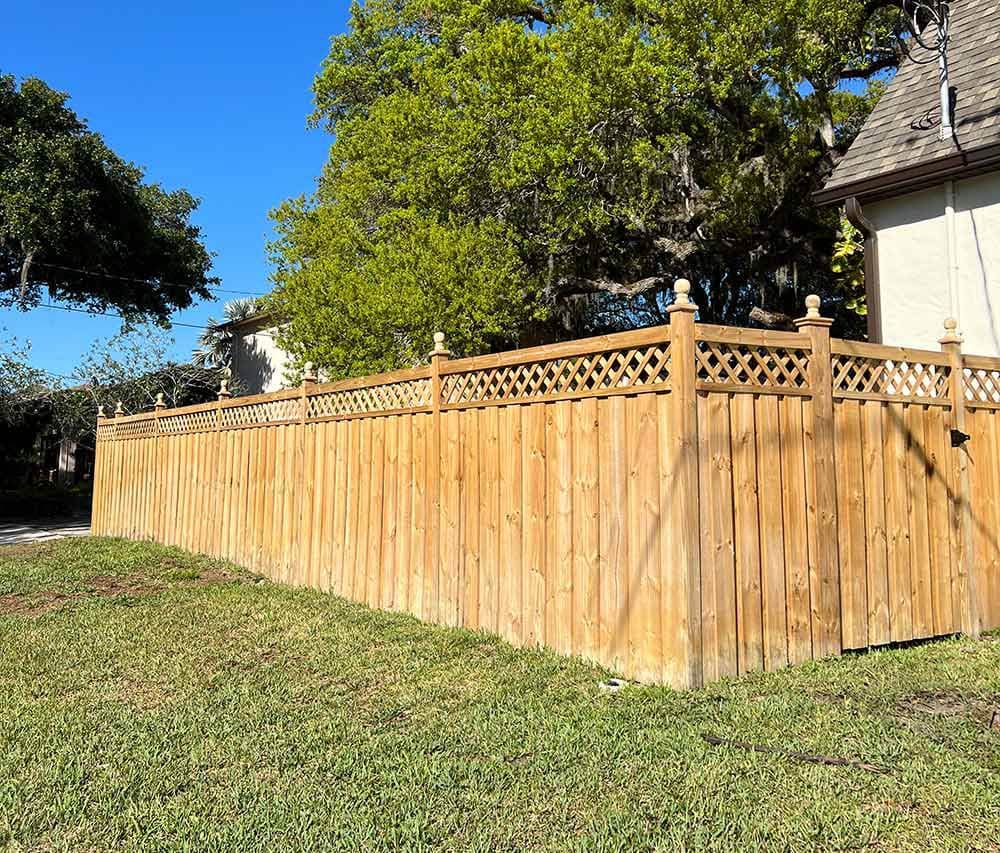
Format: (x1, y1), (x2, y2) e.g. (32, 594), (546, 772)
(219, 397), (301, 427)
(832, 355), (951, 399)
(159, 408), (218, 434)
(97, 418), (158, 440)
(696, 342), (810, 388)
(440, 343), (672, 405)
(964, 368), (1000, 405)
(307, 378), (432, 419)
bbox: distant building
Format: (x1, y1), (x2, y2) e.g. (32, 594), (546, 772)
(218, 312), (294, 395)
(816, 1), (1000, 353)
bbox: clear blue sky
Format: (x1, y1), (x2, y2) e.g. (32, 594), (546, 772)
(2, 1), (347, 378)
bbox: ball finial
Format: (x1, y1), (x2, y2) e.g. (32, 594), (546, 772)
(154, 392), (166, 411)
(114, 401), (124, 417)
(805, 294), (821, 317)
(97, 404), (106, 419)
(303, 362), (317, 385)
(218, 376), (231, 400)
(939, 317), (963, 345)
(432, 331), (447, 354)
(673, 278), (691, 304)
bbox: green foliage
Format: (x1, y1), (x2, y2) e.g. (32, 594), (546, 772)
(270, 0), (906, 376)
(0, 74), (215, 321)
(832, 215), (867, 317)
(269, 208), (541, 375)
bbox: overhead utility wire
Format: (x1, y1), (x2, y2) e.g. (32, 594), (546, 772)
(26, 302), (275, 337)
(33, 261), (269, 297)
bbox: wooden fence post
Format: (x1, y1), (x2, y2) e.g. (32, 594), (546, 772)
(153, 393), (166, 542)
(666, 279), (703, 688)
(794, 295), (842, 659)
(429, 332), (449, 623)
(940, 318), (980, 638)
(93, 405), (107, 536)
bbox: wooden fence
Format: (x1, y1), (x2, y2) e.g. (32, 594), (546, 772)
(92, 284), (1000, 687)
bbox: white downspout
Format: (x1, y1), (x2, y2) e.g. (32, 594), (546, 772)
(945, 180), (960, 321)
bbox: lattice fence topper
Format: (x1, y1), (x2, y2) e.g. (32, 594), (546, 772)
(440, 343), (673, 405)
(832, 354), (951, 399)
(964, 367), (1000, 405)
(97, 418), (158, 440)
(307, 377), (433, 419)
(219, 396), (301, 428)
(695, 341), (810, 388)
(158, 408), (219, 434)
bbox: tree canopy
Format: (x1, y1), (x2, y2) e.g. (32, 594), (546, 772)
(0, 74), (215, 322)
(269, 0), (912, 378)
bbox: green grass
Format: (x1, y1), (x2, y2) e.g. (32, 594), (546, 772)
(1, 538), (998, 852)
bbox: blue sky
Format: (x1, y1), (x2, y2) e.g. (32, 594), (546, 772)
(2, 1), (347, 377)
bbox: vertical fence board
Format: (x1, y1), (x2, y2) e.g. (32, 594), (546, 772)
(598, 395), (629, 674)
(731, 393), (763, 673)
(860, 402), (891, 646)
(479, 406), (501, 634)
(905, 405), (934, 638)
(573, 397), (600, 661)
(462, 410), (481, 630)
(523, 404), (547, 648)
(756, 395), (788, 670)
(835, 401), (869, 650)
(884, 404), (913, 641)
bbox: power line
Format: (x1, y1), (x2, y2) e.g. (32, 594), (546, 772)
(26, 301), (276, 337)
(33, 261), (269, 297)
(29, 302), (207, 329)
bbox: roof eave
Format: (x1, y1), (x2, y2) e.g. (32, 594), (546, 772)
(815, 141), (1000, 206)
(215, 311), (275, 333)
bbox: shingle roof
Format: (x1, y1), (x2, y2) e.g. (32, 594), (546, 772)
(819, 0), (1000, 202)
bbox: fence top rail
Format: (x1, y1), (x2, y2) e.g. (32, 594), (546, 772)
(695, 324), (811, 349)
(98, 363), (434, 425)
(439, 324), (672, 375)
(962, 354), (1000, 371)
(830, 338), (951, 366)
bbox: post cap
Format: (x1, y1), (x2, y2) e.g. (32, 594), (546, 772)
(430, 331), (450, 358)
(218, 377), (231, 400)
(114, 401), (124, 417)
(794, 294), (832, 329)
(97, 404), (106, 419)
(939, 317), (963, 345)
(667, 278), (697, 314)
(303, 361), (317, 385)
(154, 392), (166, 410)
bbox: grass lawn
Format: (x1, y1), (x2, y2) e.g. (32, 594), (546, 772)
(1, 539), (999, 852)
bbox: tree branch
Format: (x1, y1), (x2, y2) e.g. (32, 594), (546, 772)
(839, 53), (900, 80)
(555, 275), (664, 298)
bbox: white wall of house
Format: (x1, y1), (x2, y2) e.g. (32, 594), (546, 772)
(869, 171), (1000, 355)
(231, 325), (293, 394)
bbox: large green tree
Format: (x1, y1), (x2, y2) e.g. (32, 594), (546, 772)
(271, 0), (912, 377)
(0, 75), (215, 322)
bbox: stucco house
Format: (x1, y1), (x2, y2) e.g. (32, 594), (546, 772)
(219, 312), (294, 395)
(815, 0), (1000, 353)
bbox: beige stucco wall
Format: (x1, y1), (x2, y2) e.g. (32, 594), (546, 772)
(231, 326), (292, 394)
(868, 172), (1000, 356)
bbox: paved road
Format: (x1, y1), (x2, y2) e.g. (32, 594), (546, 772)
(0, 515), (91, 546)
